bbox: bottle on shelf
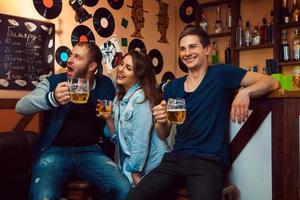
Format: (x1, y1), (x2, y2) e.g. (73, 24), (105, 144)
(260, 18), (267, 45)
(281, 30), (290, 61)
(215, 6), (223, 33)
(252, 25), (261, 46)
(236, 16), (243, 47)
(282, 0), (290, 24)
(226, 4), (232, 32)
(211, 40), (219, 64)
(267, 11), (274, 44)
(292, 29), (300, 60)
(244, 21), (252, 46)
(199, 12), (208, 32)
(291, 0), (300, 22)
(225, 42), (231, 64)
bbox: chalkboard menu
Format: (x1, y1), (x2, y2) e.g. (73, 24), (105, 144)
(0, 14), (55, 90)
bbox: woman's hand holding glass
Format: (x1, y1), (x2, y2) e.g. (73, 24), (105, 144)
(96, 100), (113, 119)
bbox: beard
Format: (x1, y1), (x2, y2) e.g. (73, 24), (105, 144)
(74, 63), (89, 78)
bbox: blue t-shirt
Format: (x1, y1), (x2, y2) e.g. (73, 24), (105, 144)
(163, 64), (247, 166)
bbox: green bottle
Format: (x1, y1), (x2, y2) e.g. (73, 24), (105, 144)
(211, 41), (219, 64)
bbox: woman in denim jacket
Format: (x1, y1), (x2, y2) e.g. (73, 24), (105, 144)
(101, 50), (169, 187)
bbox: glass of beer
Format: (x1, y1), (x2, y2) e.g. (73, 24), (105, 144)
(69, 78), (90, 104)
(98, 100), (113, 117)
(167, 98), (186, 125)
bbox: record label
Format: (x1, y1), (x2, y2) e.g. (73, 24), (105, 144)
(71, 25), (95, 46)
(128, 39), (146, 53)
(107, 0), (124, 10)
(93, 8), (115, 38)
(179, 0), (198, 23)
(33, 0), (62, 19)
(55, 46), (71, 67)
(148, 49), (163, 74)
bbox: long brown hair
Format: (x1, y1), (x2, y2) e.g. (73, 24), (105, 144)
(117, 50), (161, 106)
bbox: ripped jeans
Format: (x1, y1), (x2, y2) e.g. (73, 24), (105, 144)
(29, 145), (131, 200)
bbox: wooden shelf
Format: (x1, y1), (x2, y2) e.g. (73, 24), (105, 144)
(278, 22), (300, 30)
(234, 44), (274, 51)
(209, 32), (231, 38)
(200, 0), (229, 8)
(279, 60), (300, 66)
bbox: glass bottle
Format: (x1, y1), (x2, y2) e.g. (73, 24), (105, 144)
(236, 16), (243, 47)
(260, 18), (267, 44)
(226, 4), (232, 32)
(292, 29), (300, 60)
(291, 0), (300, 22)
(215, 6), (223, 33)
(267, 11), (274, 44)
(281, 30), (290, 61)
(244, 21), (251, 46)
(199, 13), (208, 32)
(225, 42), (231, 64)
(282, 0), (290, 24)
(252, 25), (261, 46)
(211, 41), (219, 64)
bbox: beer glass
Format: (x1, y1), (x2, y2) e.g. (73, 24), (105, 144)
(98, 100), (113, 117)
(167, 98), (186, 125)
(69, 78), (90, 104)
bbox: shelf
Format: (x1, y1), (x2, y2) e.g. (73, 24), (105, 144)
(234, 44), (274, 51)
(200, 0), (229, 8)
(279, 60), (300, 66)
(209, 32), (231, 38)
(278, 22), (300, 30)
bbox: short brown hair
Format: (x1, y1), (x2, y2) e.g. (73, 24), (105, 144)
(178, 25), (210, 47)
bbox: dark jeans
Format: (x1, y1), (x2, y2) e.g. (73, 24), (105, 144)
(29, 145), (131, 200)
(128, 153), (224, 200)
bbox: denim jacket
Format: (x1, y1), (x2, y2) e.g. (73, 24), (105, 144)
(106, 83), (169, 186)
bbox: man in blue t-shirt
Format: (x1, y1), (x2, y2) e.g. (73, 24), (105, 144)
(128, 26), (279, 200)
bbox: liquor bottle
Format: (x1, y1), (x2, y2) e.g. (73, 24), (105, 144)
(281, 30), (290, 61)
(252, 25), (261, 46)
(267, 11), (274, 44)
(226, 4), (232, 32)
(225, 42), (231, 64)
(211, 41), (219, 64)
(282, 0), (290, 24)
(215, 6), (223, 33)
(236, 16), (243, 47)
(292, 29), (300, 60)
(244, 21), (251, 46)
(260, 18), (267, 44)
(291, 0), (300, 22)
(199, 13), (208, 32)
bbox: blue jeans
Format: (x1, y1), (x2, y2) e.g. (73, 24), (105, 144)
(29, 145), (130, 200)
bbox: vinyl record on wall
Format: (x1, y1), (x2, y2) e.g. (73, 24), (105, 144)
(148, 49), (163, 75)
(93, 7), (115, 38)
(84, 0), (99, 7)
(179, 0), (198, 23)
(33, 0), (62, 19)
(107, 0), (124, 10)
(161, 71), (175, 83)
(128, 39), (146, 53)
(55, 46), (71, 67)
(178, 57), (188, 73)
(71, 25), (96, 47)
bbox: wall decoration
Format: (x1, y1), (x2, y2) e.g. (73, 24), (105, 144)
(69, 0), (92, 23)
(33, 0), (62, 19)
(128, 0), (147, 38)
(179, 0), (198, 23)
(121, 18), (128, 28)
(128, 38), (146, 53)
(107, 0), (124, 10)
(84, 0), (99, 7)
(156, 0), (169, 43)
(0, 14), (54, 90)
(93, 7), (115, 38)
(99, 34), (123, 72)
(148, 49), (163, 74)
(161, 71), (175, 83)
(55, 46), (71, 67)
(178, 57), (188, 73)
(71, 25), (95, 46)
(121, 38), (128, 46)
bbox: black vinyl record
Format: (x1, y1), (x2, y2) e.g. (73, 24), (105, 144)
(55, 46), (71, 67)
(148, 49), (163, 75)
(107, 0), (124, 10)
(33, 0), (62, 19)
(179, 0), (198, 23)
(84, 0), (99, 7)
(161, 71), (175, 83)
(178, 57), (188, 73)
(93, 7), (115, 38)
(71, 25), (95, 47)
(128, 39), (147, 53)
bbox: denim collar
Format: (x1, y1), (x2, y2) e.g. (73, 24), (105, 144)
(122, 83), (141, 103)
